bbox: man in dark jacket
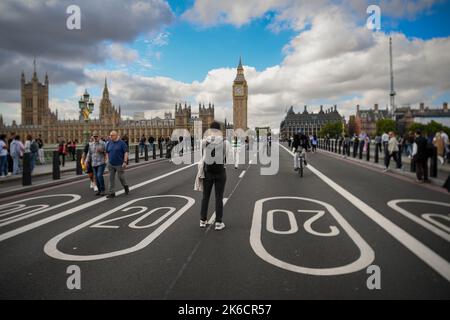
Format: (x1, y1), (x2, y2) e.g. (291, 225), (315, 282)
(414, 130), (429, 183)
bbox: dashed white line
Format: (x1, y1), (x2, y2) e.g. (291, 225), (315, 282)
(239, 170), (246, 179)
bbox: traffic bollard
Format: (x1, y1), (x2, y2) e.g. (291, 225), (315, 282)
(53, 151), (60, 180)
(152, 144), (156, 159)
(22, 152), (32, 186)
(410, 157), (416, 172)
(76, 149), (83, 175)
(135, 145), (140, 163)
(160, 144), (163, 158)
(144, 145), (149, 161)
(374, 144), (379, 163)
(366, 143), (370, 161)
(430, 146), (438, 178)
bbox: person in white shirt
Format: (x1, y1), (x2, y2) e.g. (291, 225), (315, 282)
(10, 135), (25, 175)
(384, 132), (401, 172)
(0, 134), (8, 177)
(381, 131), (389, 154)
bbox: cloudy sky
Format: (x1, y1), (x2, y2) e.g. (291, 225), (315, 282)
(0, 0), (449, 130)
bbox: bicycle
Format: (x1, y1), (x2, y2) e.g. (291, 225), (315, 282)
(294, 147), (306, 177)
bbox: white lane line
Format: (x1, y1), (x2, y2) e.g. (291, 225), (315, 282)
(207, 198), (229, 225)
(239, 170), (246, 179)
(0, 163), (198, 242)
(280, 143), (450, 282)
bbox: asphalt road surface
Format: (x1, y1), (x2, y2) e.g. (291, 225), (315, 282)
(0, 143), (449, 299)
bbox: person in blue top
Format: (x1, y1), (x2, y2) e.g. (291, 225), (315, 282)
(105, 130), (129, 198)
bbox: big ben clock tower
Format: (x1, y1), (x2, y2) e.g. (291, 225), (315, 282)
(232, 57), (248, 130)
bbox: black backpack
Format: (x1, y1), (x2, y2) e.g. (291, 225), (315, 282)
(204, 141), (225, 174)
(30, 141), (39, 153)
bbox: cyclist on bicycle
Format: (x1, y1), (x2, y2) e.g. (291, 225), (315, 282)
(293, 130), (309, 171)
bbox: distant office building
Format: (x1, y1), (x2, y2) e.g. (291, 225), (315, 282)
(355, 104), (390, 137)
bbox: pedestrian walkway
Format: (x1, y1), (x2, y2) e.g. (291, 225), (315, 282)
(0, 148), (170, 198)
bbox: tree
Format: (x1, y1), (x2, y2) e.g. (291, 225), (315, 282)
(376, 119), (396, 136)
(408, 121), (450, 137)
(319, 121), (343, 138)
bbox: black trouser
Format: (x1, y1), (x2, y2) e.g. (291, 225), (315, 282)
(201, 169), (227, 223)
(416, 158), (428, 181)
(385, 151), (400, 169)
(59, 153), (65, 167)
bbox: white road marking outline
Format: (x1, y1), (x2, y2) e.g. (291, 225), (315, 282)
(422, 214), (450, 234)
(239, 170), (246, 179)
(251, 196), (375, 276)
(0, 195), (81, 227)
(0, 163), (197, 242)
(266, 209), (299, 235)
(387, 199), (450, 242)
(44, 195), (195, 261)
(301, 210), (340, 237)
(280, 143), (450, 281)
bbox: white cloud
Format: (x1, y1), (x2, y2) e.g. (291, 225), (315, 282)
(109, 44), (139, 63)
(2, 0), (448, 133)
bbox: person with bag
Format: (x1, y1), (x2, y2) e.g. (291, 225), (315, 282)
(412, 130), (430, 183)
(86, 131), (106, 196)
(383, 131), (400, 172)
(198, 121), (232, 231)
(10, 135), (24, 175)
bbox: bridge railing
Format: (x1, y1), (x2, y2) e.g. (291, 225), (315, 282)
(316, 138), (440, 179)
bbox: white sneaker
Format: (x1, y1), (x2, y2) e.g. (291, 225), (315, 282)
(200, 220), (207, 228)
(90, 182), (94, 189)
(93, 186), (98, 192)
(215, 222), (225, 231)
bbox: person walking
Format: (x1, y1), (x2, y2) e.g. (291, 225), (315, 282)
(199, 121), (231, 231)
(7, 132), (15, 176)
(440, 130), (449, 163)
(384, 132), (400, 172)
(0, 134), (8, 177)
(381, 131), (389, 154)
(36, 134), (45, 165)
(433, 132), (445, 165)
(106, 131), (129, 198)
(58, 138), (66, 167)
(412, 130), (430, 183)
(82, 136), (97, 192)
(10, 135), (24, 175)
(139, 135), (146, 156)
(311, 134), (317, 152)
(86, 131), (107, 196)
(374, 134), (382, 154)
(24, 134), (38, 173)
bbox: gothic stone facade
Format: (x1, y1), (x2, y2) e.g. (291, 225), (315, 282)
(0, 71), (179, 144)
(280, 105), (344, 140)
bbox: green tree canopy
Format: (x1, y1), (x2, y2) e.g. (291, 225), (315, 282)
(319, 121), (343, 138)
(376, 119), (396, 136)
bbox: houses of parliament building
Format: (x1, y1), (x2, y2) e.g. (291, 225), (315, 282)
(0, 58), (250, 144)
(0, 67), (218, 144)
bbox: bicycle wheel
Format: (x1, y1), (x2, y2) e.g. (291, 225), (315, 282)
(299, 158), (303, 177)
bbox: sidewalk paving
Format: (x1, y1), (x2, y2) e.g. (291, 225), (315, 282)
(316, 146), (449, 188)
(0, 150), (172, 198)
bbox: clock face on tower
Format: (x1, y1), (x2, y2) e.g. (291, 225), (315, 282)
(234, 86), (244, 96)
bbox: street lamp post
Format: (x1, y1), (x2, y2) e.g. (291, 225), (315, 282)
(78, 91), (94, 145)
